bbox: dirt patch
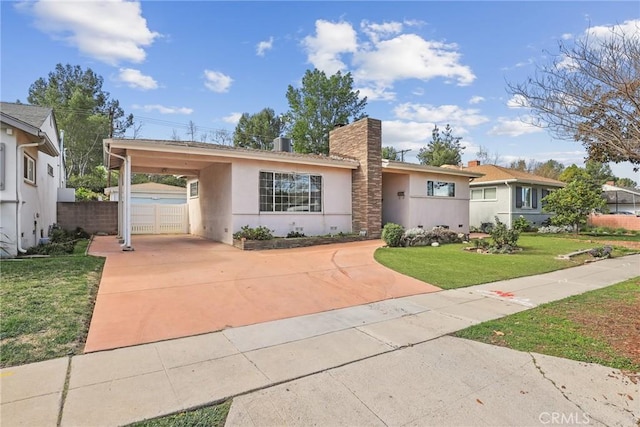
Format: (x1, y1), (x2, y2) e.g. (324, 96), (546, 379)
(566, 279), (640, 367)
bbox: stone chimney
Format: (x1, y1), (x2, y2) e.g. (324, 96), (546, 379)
(468, 160), (481, 167)
(329, 118), (382, 238)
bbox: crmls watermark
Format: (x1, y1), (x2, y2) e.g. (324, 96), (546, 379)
(539, 412), (591, 425)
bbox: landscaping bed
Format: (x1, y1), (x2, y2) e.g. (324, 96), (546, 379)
(233, 234), (369, 250)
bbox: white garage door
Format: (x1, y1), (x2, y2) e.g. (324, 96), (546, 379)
(131, 204), (189, 234)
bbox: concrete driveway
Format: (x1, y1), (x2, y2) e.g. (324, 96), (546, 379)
(85, 235), (439, 352)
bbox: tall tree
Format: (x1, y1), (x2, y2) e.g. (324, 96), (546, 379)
(507, 24), (640, 168)
(233, 108), (283, 150)
(285, 69), (367, 154)
(615, 177), (638, 188)
(533, 159), (565, 179)
(543, 179), (606, 233)
(27, 64), (133, 177)
(382, 146), (400, 161)
(476, 145), (501, 165)
(186, 120), (198, 141)
(417, 124), (464, 166)
(559, 161), (614, 188)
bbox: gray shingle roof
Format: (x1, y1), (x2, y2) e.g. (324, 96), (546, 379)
(0, 102), (53, 129)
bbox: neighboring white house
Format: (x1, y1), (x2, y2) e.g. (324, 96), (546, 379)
(465, 161), (565, 229)
(1, 102), (61, 257)
(602, 183), (640, 215)
(104, 182), (187, 204)
(104, 118), (481, 249)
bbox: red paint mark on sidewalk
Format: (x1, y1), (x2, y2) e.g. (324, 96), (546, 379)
(491, 290), (515, 298)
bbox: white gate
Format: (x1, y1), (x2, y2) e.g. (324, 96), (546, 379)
(131, 204), (188, 234)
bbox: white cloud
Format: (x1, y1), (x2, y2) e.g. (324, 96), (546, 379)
(586, 19), (639, 40)
(302, 20), (358, 74)
(256, 37), (274, 56)
(353, 34), (476, 87)
(356, 84), (396, 101)
(487, 117), (544, 137)
(222, 112), (242, 124)
(203, 70), (233, 93)
(469, 96), (485, 105)
(561, 33), (574, 40)
(22, 0), (159, 65)
(117, 68), (158, 90)
(132, 104), (193, 115)
(393, 103), (490, 128)
(506, 94), (528, 108)
(361, 20), (403, 43)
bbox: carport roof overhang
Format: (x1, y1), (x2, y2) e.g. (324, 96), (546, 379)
(104, 138), (360, 177)
(382, 160), (484, 178)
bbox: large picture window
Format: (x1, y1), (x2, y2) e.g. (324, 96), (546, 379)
(259, 171), (322, 212)
(427, 180), (455, 197)
(23, 154), (35, 184)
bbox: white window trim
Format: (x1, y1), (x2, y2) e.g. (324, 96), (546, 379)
(521, 186), (532, 209)
(427, 180), (456, 198)
(24, 154), (35, 185)
(259, 170), (323, 213)
(471, 187), (497, 201)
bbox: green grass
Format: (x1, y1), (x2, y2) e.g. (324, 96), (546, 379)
(538, 232), (640, 242)
(454, 278), (640, 371)
(0, 252), (105, 367)
(127, 401), (231, 427)
(374, 234), (637, 289)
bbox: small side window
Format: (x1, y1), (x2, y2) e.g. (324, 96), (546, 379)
(190, 181), (199, 198)
(24, 154), (36, 184)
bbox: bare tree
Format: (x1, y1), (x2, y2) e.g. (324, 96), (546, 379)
(476, 145), (502, 165)
(508, 23), (640, 168)
(186, 120), (198, 141)
(209, 129), (233, 145)
(131, 121), (144, 139)
(170, 129), (181, 141)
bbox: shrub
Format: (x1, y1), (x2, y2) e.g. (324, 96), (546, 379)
(24, 226), (88, 256)
(286, 231), (306, 238)
(402, 226), (465, 247)
(480, 222), (494, 234)
(537, 225), (573, 234)
(489, 217), (519, 250)
(471, 238), (489, 250)
(233, 225), (273, 240)
(382, 223), (405, 247)
(588, 246), (613, 258)
(512, 215), (531, 232)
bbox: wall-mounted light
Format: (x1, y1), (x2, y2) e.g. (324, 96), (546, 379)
(397, 191), (405, 199)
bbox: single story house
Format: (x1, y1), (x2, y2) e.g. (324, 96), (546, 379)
(104, 118), (481, 249)
(104, 182), (187, 204)
(601, 182), (640, 215)
(0, 102), (62, 257)
(464, 161), (565, 229)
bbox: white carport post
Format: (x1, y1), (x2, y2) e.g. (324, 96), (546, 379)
(117, 166), (124, 241)
(121, 154), (134, 251)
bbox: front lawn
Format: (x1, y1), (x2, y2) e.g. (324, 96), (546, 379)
(454, 278), (640, 371)
(0, 251), (104, 367)
(127, 401), (231, 427)
(374, 234), (637, 289)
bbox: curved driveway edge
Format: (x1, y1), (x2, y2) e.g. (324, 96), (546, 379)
(85, 235), (440, 353)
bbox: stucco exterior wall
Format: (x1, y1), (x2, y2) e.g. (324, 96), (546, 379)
(470, 184), (511, 228)
(381, 173), (409, 227)
(188, 163), (233, 244)
(406, 173), (471, 233)
(230, 158), (352, 238)
(0, 124), (60, 256)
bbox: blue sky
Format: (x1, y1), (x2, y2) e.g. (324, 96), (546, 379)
(2, 1), (639, 181)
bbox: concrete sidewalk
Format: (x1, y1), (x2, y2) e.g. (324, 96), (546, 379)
(1, 255), (638, 427)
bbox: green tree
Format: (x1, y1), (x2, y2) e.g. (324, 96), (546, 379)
(27, 64), (133, 177)
(559, 161), (614, 187)
(533, 159), (565, 179)
(382, 146), (400, 161)
(285, 69), (367, 154)
(542, 179), (606, 233)
(233, 108), (284, 150)
(615, 177), (638, 188)
(417, 124), (463, 166)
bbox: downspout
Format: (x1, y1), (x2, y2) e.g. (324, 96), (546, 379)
(16, 132), (47, 253)
(505, 181), (512, 228)
(58, 130), (65, 188)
